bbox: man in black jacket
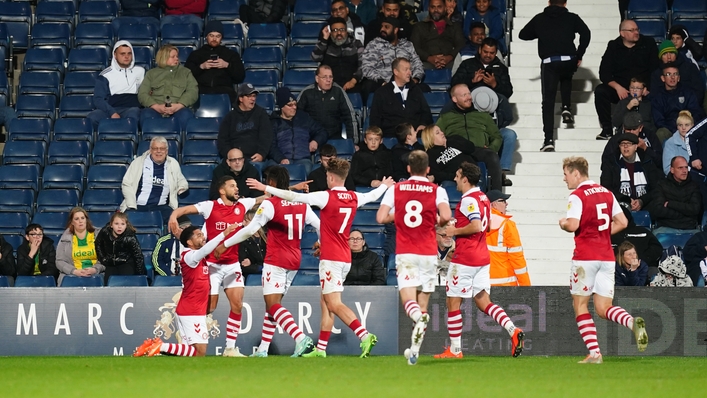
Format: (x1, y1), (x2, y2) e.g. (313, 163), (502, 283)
(16, 224), (58, 282)
(311, 17), (364, 92)
(210, 148), (263, 199)
(518, 0), (590, 151)
(0, 234), (16, 281)
(217, 83), (272, 161)
(451, 38), (513, 101)
(238, 0), (288, 24)
(185, 20), (245, 106)
(647, 156), (703, 234)
(594, 19), (659, 140)
(364, 0), (417, 45)
(601, 112), (663, 172)
(306, 144), (356, 192)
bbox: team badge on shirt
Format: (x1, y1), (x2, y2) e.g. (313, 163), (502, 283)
(256, 207), (264, 215)
(567, 203), (572, 211)
(467, 203), (475, 212)
(235, 208), (241, 215)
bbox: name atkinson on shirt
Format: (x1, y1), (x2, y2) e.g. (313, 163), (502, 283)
(583, 186), (609, 196)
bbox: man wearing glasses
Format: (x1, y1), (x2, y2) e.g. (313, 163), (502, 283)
(594, 19), (658, 140)
(16, 224), (58, 283)
(312, 17), (364, 93)
(210, 147), (263, 200)
(329, 0), (365, 45)
(485, 190), (530, 287)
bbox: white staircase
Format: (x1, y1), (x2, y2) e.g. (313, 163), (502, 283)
(507, 0), (619, 285)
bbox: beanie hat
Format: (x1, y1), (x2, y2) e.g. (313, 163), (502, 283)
(658, 40), (677, 59)
(204, 20), (224, 36)
(276, 86), (295, 109)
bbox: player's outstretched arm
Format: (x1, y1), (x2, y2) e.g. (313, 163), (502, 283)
(357, 176), (394, 207)
(187, 224), (238, 266)
(168, 205), (199, 234)
(247, 177), (316, 204)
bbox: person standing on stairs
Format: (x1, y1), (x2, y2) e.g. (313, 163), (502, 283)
(519, 0), (591, 153)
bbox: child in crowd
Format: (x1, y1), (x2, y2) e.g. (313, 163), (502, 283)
(95, 212), (145, 285)
(351, 126), (393, 187)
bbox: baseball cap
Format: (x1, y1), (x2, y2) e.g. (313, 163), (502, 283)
(486, 190), (510, 203)
(237, 83), (259, 97)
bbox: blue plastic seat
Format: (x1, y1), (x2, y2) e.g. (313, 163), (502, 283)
(29, 22), (72, 53)
(672, 0), (707, 22)
(632, 211), (652, 228)
(67, 48), (110, 72)
(108, 275), (149, 287)
(674, 20), (707, 43)
(176, 46), (195, 64)
(0, 164), (40, 190)
(82, 188), (123, 212)
(128, 211), (163, 234)
(0, 213), (30, 234)
(656, 233), (693, 250)
(64, 71), (99, 97)
(43, 164), (85, 191)
(300, 253), (319, 270)
(195, 94), (232, 119)
(244, 70), (279, 93)
(178, 188), (210, 207)
(152, 275), (183, 287)
(15, 95), (56, 120)
(382, 137), (397, 149)
(36, 189), (81, 213)
(256, 92), (275, 114)
(92, 140), (135, 165)
(117, 23), (158, 50)
(0, 2), (32, 51)
(23, 48), (65, 75)
(7, 118), (52, 142)
(58, 95), (95, 118)
(348, 92), (364, 126)
(137, 233), (159, 253)
(281, 164), (308, 184)
(245, 274), (261, 286)
(634, 20), (667, 44)
(300, 231), (319, 249)
(74, 22), (114, 51)
(283, 70), (314, 95)
(0, 189), (34, 216)
(206, 0), (241, 22)
(326, 139), (356, 158)
(221, 22), (244, 53)
(362, 232), (386, 250)
(88, 211), (112, 229)
(18, 71), (61, 99)
(387, 270), (397, 286)
(352, 210), (383, 232)
(2, 141), (46, 166)
(53, 118), (94, 142)
(247, 23), (287, 54)
(182, 140), (220, 164)
(0, 73), (8, 105)
(0, 275), (9, 287)
(60, 275), (104, 287)
(111, 16), (160, 36)
(286, 45), (318, 71)
(293, 1), (330, 23)
(424, 69), (452, 92)
(424, 92), (451, 117)
(47, 141), (90, 166)
(290, 23), (323, 47)
(477, 161), (489, 192)
(136, 139), (179, 161)
(627, 0), (668, 21)
(161, 23), (201, 48)
(181, 164), (215, 189)
(36, 1), (76, 24)
(445, 185), (462, 205)
(4, 234), (25, 251)
(97, 118), (139, 142)
(14, 275), (57, 287)
(185, 117), (221, 140)
(78, 0), (119, 24)
(292, 270), (320, 286)
(86, 164), (127, 189)
(141, 117), (181, 142)
(242, 47), (283, 75)
(132, 46), (155, 70)
(31, 212), (69, 235)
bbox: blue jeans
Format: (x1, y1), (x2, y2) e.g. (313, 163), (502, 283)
(141, 107), (194, 131)
(160, 15), (204, 32)
(87, 107), (141, 128)
(499, 127), (517, 171)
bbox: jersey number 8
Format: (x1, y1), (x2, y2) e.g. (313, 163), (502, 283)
(403, 200), (423, 228)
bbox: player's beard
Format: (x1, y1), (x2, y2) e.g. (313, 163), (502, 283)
(226, 194), (238, 202)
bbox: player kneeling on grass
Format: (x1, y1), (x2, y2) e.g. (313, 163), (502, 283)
(215, 166), (321, 357)
(134, 223), (237, 357)
(435, 162), (525, 359)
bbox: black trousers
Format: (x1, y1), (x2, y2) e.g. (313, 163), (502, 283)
(473, 147), (502, 191)
(594, 83), (621, 133)
(540, 60), (576, 141)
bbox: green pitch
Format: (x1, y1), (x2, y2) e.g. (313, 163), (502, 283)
(2, 356), (705, 397)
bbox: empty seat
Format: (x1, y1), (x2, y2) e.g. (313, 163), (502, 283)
(128, 211), (163, 234)
(632, 211), (652, 228)
(60, 275), (104, 287)
(29, 22), (72, 52)
(221, 22), (244, 53)
(82, 188), (123, 212)
(63, 71), (99, 97)
(67, 48), (110, 72)
(182, 140), (220, 164)
(286, 45), (318, 71)
(282, 70), (314, 95)
(176, 46), (195, 64)
(23, 48), (65, 75)
(300, 254), (319, 270)
(242, 47), (283, 75)
(293, 1), (330, 23)
(178, 188), (210, 207)
(78, 0), (119, 24)
(656, 233), (693, 249)
(87, 164), (128, 189)
(244, 70), (279, 93)
(0, 213), (30, 234)
(47, 141), (90, 166)
(36, 189), (81, 213)
(292, 270), (320, 286)
(137, 233), (159, 253)
(0, 189), (34, 216)
(111, 16), (160, 35)
(58, 95), (95, 118)
(132, 46), (155, 70)
(627, 0), (668, 21)
(247, 23), (287, 53)
(18, 71), (61, 99)
(117, 23), (158, 50)
(14, 275), (57, 287)
(207, 0), (241, 22)
(16, 95), (56, 120)
(382, 137), (397, 149)
(0, 2), (32, 51)
(152, 275), (183, 286)
(35, 1), (75, 24)
(387, 270), (397, 286)
(300, 230), (319, 249)
(672, 0), (707, 22)
(181, 164), (215, 189)
(0, 275), (9, 287)
(256, 92), (275, 114)
(424, 69), (452, 92)
(352, 210), (384, 233)
(424, 92), (450, 117)
(7, 118), (52, 142)
(33, 212), (70, 235)
(43, 164), (85, 191)
(97, 118), (139, 142)
(2, 141), (46, 166)
(74, 22), (114, 51)
(363, 232), (385, 250)
(326, 139), (356, 158)
(195, 94), (232, 119)
(88, 211), (113, 229)
(245, 273), (261, 286)
(161, 23), (201, 48)
(185, 118), (220, 140)
(108, 275), (149, 287)
(92, 140), (135, 165)
(282, 164), (308, 184)
(634, 20), (667, 44)
(0, 164), (40, 190)
(290, 23), (323, 47)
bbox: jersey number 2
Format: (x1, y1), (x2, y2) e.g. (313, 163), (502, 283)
(596, 203), (610, 231)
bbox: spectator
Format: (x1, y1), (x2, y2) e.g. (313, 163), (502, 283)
(120, 0), (160, 19)
(650, 40), (704, 109)
(0, 234), (16, 281)
(161, 0), (206, 31)
(311, 17), (364, 92)
(647, 156), (702, 234)
(651, 64), (705, 143)
(306, 144), (356, 192)
(368, 57), (433, 138)
(681, 231), (707, 286)
(152, 216), (191, 276)
(138, 44), (198, 130)
(436, 84), (505, 190)
(0, 105), (17, 141)
(95, 212), (145, 285)
(518, 0), (590, 152)
(329, 0), (365, 44)
(444, 0), (463, 25)
(669, 25), (703, 71)
(650, 254), (694, 287)
(344, 230), (386, 285)
(269, 87), (329, 174)
(120, 136), (189, 221)
(185, 20), (245, 106)
(663, 111), (693, 175)
(351, 126), (393, 187)
(347, 0), (377, 25)
(451, 21), (486, 74)
(611, 76), (656, 136)
(88, 41), (144, 129)
(463, 0), (506, 55)
(238, 209), (266, 276)
(421, 124), (476, 185)
(55, 207), (105, 285)
(217, 83), (273, 161)
(600, 133), (662, 210)
(297, 65), (359, 143)
(435, 223), (455, 285)
(611, 204), (663, 271)
(391, 122), (425, 181)
(614, 241), (648, 286)
(361, 17), (426, 99)
(486, 190), (531, 286)
(238, 0), (287, 24)
(210, 148), (263, 200)
(451, 38), (513, 102)
(16, 224), (58, 282)
(594, 19), (658, 140)
(410, 0), (465, 70)
(365, 0), (417, 45)
(685, 113), (707, 206)
(470, 87), (516, 174)
(602, 112), (663, 173)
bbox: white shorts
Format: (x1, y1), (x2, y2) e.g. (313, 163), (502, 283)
(207, 261), (245, 295)
(445, 262), (490, 298)
(319, 260), (351, 295)
(176, 315), (209, 345)
(262, 263), (297, 295)
(396, 253), (437, 293)
(570, 260), (615, 298)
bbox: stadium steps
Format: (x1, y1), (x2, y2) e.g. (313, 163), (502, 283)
(509, 0), (620, 286)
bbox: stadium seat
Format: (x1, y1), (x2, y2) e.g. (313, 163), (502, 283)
(445, 185), (462, 205)
(82, 188), (123, 212)
(78, 0), (119, 24)
(18, 71), (61, 100)
(74, 23), (114, 52)
(632, 211), (652, 228)
(300, 231), (319, 249)
(86, 164), (127, 189)
(29, 22), (72, 53)
(108, 275), (149, 287)
(352, 210), (384, 233)
(362, 232), (386, 250)
(0, 2), (32, 51)
(136, 140), (180, 161)
(0, 164), (40, 190)
(97, 117), (139, 143)
(137, 233), (159, 253)
(293, 1), (330, 23)
(0, 73), (8, 106)
(7, 118), (52, 142)
(477, 162), (489, 192)
(0, 189), (34, 216)
(281, 164), (309, 184)
(161, 23), (201, 48)
(63, 72), (99, 97)
(634, 19), (667, 44)
(181, 164), (215, 189)
(424, 92), (450, 117)
(286, 45), (318, 71)
(348, 92), (364, 127)
(111, 16), (160, 35)
(58, 95), (95, 118)
(176, 46), (195, 64)
(626, 0), (668, 21)
(674, 20), (707, 43)
(117, 23), (158, 51)
(424, 69), (452, 92)
(178, 188), (210, 207)
(36, 189), (81, 213)
(382, 137), (397, 149)
(221, 23), (244, 54)
(300, 254), (319, 270)
(2, 141), (46, 166)
(4, 234), (27, 250)
(47, 141), (90, 166)
(0, 213), (30, 234)
(195, 94), (232, 119)
(14, 276), (57, 288)
(327, 139), (356, 159)
(35, 1), (76, 24)
(290, 23), (323, 46)
(128, 211), (163, 234)
(92, 140), (134, 165)
(132, 45), (155, 70)
(140, 117), (181, 142)
(242, 47), (284, 75)
(152, 275), (183, 287)
(247, 23), (287, 54)
(31, 212), (69, 235)
(256, 92), (275, 114)
(60, 275), (104, 287)
(672, 0), (707, 22)
(67, 48), (110, 72)
(244, 69), (279, 93)
(182, 140), (220, 164)
(245, 274), (261, 286)
(283, 70), (314, 95)
(185, 118), (221, 140)
(0, 275), (10, 287)
(23, 48), (65, 75)
(206, 0), (242, 22)
(43, 164), (85, 191)
(656, 233), (693, 250)
(89, 211), (113, 229)
(386, 270), (397, 286)
(292, 270), (320, 286)
(15, 95), (56, 120)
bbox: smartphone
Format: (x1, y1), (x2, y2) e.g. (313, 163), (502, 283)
(210, 54), (219, 61)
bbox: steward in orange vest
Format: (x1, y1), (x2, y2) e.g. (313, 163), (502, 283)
(485, 190), (531, 286)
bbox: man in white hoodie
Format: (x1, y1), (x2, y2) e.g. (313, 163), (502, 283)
(87, 40), (145, 128)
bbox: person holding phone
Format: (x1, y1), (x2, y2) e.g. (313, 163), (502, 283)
(185, 20), (245, 106)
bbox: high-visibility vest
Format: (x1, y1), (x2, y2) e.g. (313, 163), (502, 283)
(486, 208), (531, 286)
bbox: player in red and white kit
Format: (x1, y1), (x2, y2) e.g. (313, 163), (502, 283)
(215, 166), (320, 357)
(434, 162), (525, 359)
(168, 175), (260, 357)
(560, 157), (648, 364)
(376, 150), (452, 365)
(247, 158), (394, 358)
(133, 223), (237, 357)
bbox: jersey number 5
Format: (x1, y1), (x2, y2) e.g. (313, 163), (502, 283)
(596, 203), (610, 231)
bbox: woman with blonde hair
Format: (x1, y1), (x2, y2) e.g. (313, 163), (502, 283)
(55, 207), (105, 284)
(95, 212), (145, 285)
(138, 44), (199, 129)
(421, 124), (477, 185)
(662, 110), (693, 175)
(614, 241), (648, 286)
